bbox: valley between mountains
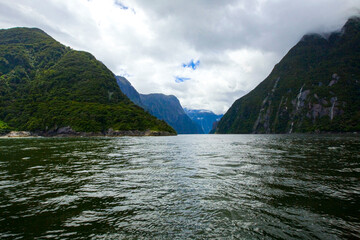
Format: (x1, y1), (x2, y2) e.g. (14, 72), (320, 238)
(0, 17), (359, 136)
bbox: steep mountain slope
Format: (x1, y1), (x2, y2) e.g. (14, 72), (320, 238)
(116, 76), (204, 134)
(140, 94), (204, 134)
(0, 27), (175, 135)
(216, 17), (360, 134)
(184, 108), (223, 134)
(116, 76), (143, 106)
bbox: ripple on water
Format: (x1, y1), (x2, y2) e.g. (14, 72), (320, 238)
(0, 134), (359, 239)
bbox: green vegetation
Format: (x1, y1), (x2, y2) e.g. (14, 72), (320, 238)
(0, 120), (11, 134)
(216, 17), (360, 133)
(0, 27), (175, 134)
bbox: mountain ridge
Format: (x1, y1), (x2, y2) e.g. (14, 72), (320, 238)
(116, 76), (204, 134)
(184, 108), (223, 134)
(0, 27), (176, 135)
(215, 17), (360, 134)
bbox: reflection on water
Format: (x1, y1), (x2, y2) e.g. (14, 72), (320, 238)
(0, 134), (359, 239)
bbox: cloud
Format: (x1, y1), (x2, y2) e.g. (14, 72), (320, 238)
(0, 0), (358, 114)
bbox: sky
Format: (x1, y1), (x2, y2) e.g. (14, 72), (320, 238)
(0, 0), (359, 114)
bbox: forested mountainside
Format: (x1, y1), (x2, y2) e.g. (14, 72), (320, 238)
(216, 17), (360, 134)
(0, 28), (175, 135)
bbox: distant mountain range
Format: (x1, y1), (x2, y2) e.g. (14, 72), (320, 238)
(0, 28), (175, 135)
(215, 17), (360, 134)
(184, 108), (223, 134)
(116, 76), (204, 134)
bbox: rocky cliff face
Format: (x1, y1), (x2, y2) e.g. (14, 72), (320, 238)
(216, 17), (360, 134)
(117, 76), (203, 134)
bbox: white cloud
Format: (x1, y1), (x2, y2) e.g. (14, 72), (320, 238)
(0, 0), (359, 114)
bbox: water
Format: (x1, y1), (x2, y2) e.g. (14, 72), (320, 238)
(0, 134), (359, 239)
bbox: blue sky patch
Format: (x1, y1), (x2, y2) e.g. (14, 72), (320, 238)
(114, 0), (129, 10)
(182, 59), (200, 70)
(175, 76), (191, 83)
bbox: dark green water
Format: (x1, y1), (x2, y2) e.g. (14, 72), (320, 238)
(0, 134), (359, 239)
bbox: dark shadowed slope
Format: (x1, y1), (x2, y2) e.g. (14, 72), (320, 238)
(115, 76), (143, 107)
(140, 94), (204, 134)
(116, 76), (203, 134)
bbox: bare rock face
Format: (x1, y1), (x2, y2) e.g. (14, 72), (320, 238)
(3, 131), (33, 137)
(0, 127), (175, 138)
(57, 127), (77, 135)
(329, 73), (340, 86)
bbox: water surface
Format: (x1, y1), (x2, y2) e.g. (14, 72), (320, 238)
(0, 134), (359, 239)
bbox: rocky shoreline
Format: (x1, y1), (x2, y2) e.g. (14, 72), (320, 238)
(0, 127), (176, 138)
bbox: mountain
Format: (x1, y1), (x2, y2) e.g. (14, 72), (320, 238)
(116, 76), (204, 134)
(140, 94), (204, 134)
(215, 17), (360, 134)
(184, 108), (223, 134)
(0, 27), (175, 135)
(116, 76), (143, 106)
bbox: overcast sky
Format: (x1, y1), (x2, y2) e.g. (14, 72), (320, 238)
(0, 0), (359, 114)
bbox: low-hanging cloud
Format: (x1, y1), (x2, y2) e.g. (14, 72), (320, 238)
(0, 0), (358, 114)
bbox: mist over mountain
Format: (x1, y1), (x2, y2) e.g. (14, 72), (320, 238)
(184, 109), (223, 134)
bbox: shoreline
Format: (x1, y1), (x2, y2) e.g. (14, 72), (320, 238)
(0, 129), (176, 138)
(1, 131), (357, 138)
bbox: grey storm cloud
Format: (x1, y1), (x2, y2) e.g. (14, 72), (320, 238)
(133, 0), (359, 51)
(0, 0), (359, 113)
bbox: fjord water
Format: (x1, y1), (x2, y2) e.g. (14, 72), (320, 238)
(0, 135), (359, 239)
